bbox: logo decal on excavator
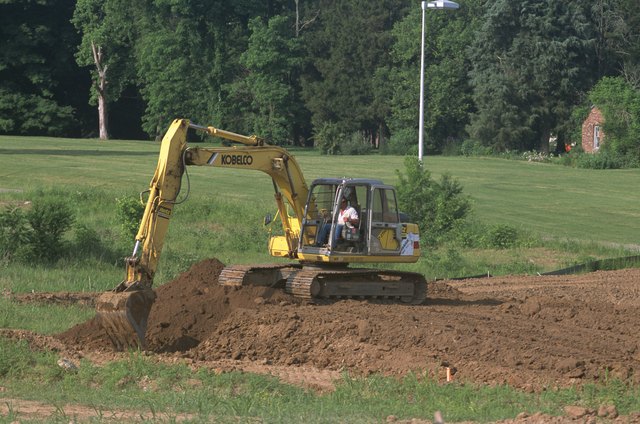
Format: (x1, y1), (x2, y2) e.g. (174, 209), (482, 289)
(158, 205), (172, 219)
(220, 154), (253, 166)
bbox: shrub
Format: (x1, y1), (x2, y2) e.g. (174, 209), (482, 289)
(0, 206), (31, 260)
(450, 220), (488, 248)
(460, 139), (493, 157)
(486, 224), (518, 249)
(25, 199), (75, 262)
(341, 132), (373, 155)
(575, 151), (626, 169)
(72, 223), (103, 258)
(441, 139), (462, 156)
(116, 196), (145, 240)
(0, 199), (75, 263)
(313, 122), (344, 155)
(384, 128), (418, 155)
(396, 156), (471, 247)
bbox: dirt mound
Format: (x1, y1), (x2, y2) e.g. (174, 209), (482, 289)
(55, 259), (640, 391)
(145, 258), (301, 352)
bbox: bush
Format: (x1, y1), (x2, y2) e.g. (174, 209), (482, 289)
(72, 223), (104, 257)
(383, 128), (418, 155)
(460, 139), (493, 157)
(0, 199), (75, 263)
(116, 196), (145, 240)
(396, 156), (471, 247)
(0, 206), (31, 260)
(486, 224), (518, 249)
(313, 122), (344, 155)
(441, 139), (462, 156)
(27, 199), (75, 261)
(341, 132), (373, 155)
(575, 151), (626, 169)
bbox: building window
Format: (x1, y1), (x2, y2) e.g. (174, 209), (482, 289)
(594, 125), (601, 150)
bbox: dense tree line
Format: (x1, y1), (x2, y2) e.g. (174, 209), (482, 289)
(1, 0), (639, 161)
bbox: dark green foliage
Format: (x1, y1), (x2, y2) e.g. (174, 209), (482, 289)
(387, 1), (480, 154)
(301, 0), (407, 147)
(115, 196), (144, 240)
(460, 139), (494, 157)
(587, 77), (640, 164)
(72, 223), (104, 258)
(0, 0), (83, 135)
(575, 151), (628, 170)
(226, 15), (306, 145)
(313, 122), (344, 155)
(468, 0), (596, 153)
(0, 199), (75, 263)
(385, 128), (418, 155)
(396, 156), (471, 246)
(2, 0), (640, 169)
(72, 0), (139, 138)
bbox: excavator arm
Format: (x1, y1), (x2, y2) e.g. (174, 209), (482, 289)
(97, 119), (310, 350)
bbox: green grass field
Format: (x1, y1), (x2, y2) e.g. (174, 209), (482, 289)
(1, 134), (638, 287)
(3, 136), (638, 245)
(1, 134), (640, 422)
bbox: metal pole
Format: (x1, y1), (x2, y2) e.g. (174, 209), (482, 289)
(418, 1), (426, 163)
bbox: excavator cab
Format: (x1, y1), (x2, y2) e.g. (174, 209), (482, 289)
(299, 178), (417, 258)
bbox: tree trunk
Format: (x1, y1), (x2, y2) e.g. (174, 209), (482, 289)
(97, 85), (108, 140)
(92, 41), (109, 140)
(538, 128), (550, 154)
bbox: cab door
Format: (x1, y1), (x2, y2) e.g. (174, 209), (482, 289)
(368, 185), (402, 255)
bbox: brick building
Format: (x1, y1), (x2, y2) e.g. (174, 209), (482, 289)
(581, 106), (605, 153)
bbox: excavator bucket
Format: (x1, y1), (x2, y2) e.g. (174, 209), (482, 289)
(95, 289), (156, 351)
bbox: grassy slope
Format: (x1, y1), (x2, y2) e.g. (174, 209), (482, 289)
(2, 136), (638, 245)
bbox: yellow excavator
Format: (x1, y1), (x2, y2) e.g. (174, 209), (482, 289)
(96, 119), (426, 350)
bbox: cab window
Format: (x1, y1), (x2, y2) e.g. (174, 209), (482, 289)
(372, 188), (399, 223)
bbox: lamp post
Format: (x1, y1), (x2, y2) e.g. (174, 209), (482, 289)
(418, 0), (459, 163)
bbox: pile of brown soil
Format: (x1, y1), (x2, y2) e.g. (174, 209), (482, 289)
(56, 258), (640, 391)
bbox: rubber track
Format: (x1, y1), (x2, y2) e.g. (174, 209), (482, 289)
(219, 264), (426, 304)
(285, 268), (427, 304)
(219, 264), (300, 287)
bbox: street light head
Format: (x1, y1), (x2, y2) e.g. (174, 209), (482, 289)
(426, 0), (460, 9)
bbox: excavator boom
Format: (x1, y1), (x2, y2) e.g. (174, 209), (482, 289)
(96, 119), (310, 350)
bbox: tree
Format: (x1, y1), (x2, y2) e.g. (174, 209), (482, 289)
(226, 15), (306, 145)
(128, 1), (280, 138)
(385, 1), (481, 154)
(595, 0), (640, 88)
(0, 0), (81, 136)
(301, 0), (409, 151)
(468, 0), (595, 153)
(72, 0), (136, 140)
